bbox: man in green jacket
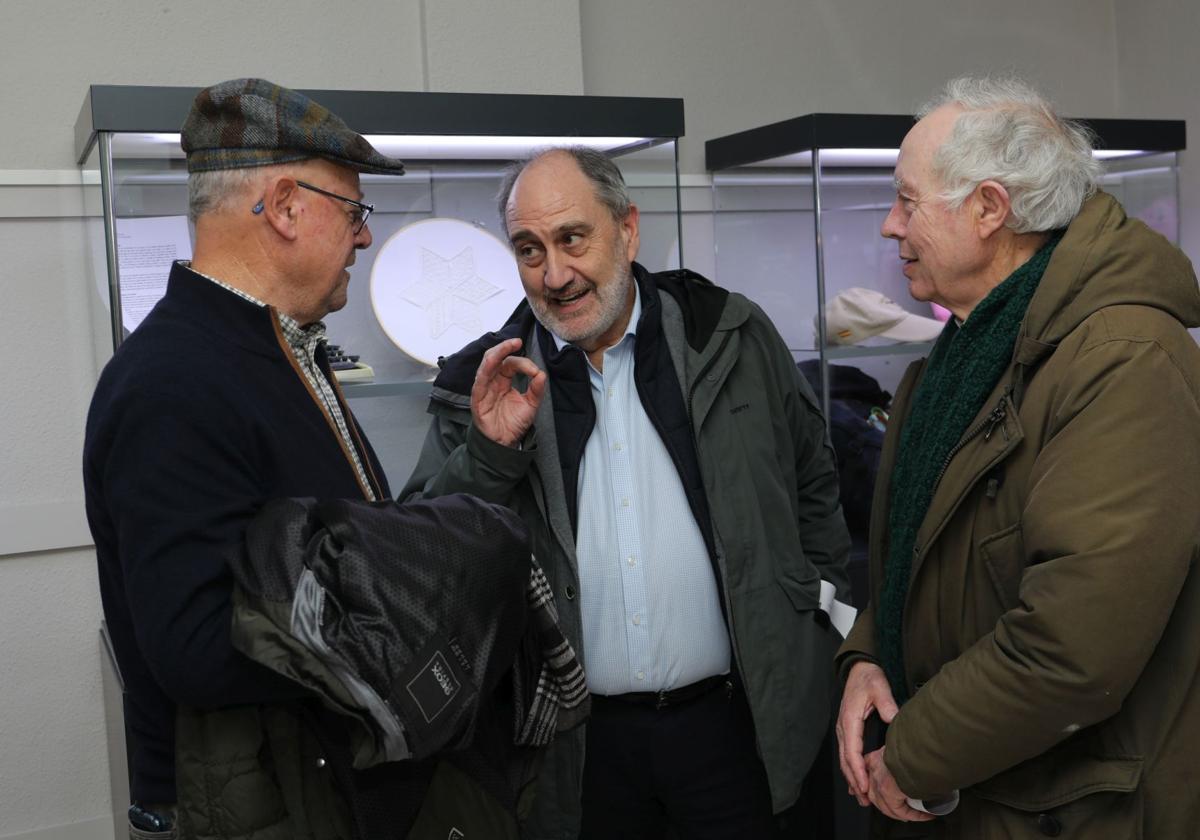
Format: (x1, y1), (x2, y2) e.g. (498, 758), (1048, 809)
(404, 147), (853, 838)
(836, 75), (1200, 838)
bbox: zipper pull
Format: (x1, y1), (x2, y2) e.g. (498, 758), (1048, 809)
(983, 401), (1008, 442)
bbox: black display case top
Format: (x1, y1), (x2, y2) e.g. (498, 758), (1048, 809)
(705, 112), (1186, 171)
(76, 84), (686, 164)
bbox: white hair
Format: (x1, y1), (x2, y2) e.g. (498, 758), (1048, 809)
(187, 161), (302, 224)
(917, 76), (1100, 233)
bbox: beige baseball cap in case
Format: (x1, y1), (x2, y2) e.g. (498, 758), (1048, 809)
(822, 287), (945, 345)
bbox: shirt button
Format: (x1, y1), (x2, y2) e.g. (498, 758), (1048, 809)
(627, 555), (636, 567)
(622, 498), (631, 508)
(636, 671), (645, 681)
(607, 387), (614, 398)
(315, 757), (327, 769)
(632, 614), (641, 625)
(614, 442), (624, 451)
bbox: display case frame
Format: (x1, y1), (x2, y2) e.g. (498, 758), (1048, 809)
(705, 112), (1186, 421)
(76, 84), (685, 383)
(77, 84), (685, 487)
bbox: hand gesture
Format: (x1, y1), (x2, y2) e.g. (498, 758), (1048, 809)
(471, 337), (547, 448)
(837, 661), (899, 806)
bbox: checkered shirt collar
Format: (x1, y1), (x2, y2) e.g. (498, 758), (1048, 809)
(184, 261), (327, 357)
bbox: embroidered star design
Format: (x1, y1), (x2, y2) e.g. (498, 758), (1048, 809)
(398, 247), (503, 338)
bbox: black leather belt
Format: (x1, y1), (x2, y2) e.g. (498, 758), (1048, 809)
(599, 674), (732, 711)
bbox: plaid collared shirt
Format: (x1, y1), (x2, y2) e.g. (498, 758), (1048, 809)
(186, 263), (377, 500)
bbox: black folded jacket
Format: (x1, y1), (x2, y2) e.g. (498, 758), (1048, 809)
(228, 493), (531, 768)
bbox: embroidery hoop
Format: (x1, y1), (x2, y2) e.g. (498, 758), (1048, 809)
(369, 217), (524, 365)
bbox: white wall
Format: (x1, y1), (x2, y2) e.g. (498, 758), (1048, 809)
(1, 0), (427, 170)
(579, 0), (1121, 174)
(0, 551), (109, 840)
(1113, 0), (1199, 259)
(421, 0), (584, 93)
(0, 1), (1195, 838)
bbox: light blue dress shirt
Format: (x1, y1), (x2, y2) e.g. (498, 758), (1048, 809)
(553, 285), (731, 695)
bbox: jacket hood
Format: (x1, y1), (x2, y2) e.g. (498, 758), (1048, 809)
(1024, 191), (1200, 345)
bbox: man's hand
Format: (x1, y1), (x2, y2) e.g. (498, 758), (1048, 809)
(865, 747), (934, 823)
(837, 661), (899, 806)
(471, 337), (547, 447)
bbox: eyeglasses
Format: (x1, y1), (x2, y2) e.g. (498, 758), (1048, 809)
(295, 180), (374, 234)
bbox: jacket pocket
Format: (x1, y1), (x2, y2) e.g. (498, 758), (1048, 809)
(968, 753), (1144, 839)
(978, 523), (1025, 611)
(775, 548), (821, 612)
(175, 705), (292, 839)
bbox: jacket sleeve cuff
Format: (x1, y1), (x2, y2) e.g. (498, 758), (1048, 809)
(465, 422), (536, 481)
(835, 652), (879, 684)
(887, 723), (940, 802)
(835, 605), (878, 682)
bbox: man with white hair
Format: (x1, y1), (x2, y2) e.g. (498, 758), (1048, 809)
(835, 76), (1200, 838)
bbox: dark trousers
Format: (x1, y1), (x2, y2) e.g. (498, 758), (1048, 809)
(580, 681), (779, 840)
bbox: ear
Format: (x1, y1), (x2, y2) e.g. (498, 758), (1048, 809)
(261, 176), (301, 241)
(973, 180), (1011, 240)
(620, 203), (641, 263)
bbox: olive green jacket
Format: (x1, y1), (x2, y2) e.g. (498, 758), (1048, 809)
(839, 192), (1200, 838)
(174, 703), (354, 840)
(404, 268), (852, 838)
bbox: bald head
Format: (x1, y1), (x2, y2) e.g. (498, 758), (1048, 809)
(497, 146), (631, 237)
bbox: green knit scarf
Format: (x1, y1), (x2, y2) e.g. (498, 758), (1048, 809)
(878, 231), (1062, 704)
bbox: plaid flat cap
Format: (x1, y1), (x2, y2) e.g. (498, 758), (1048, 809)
(181, 78), (405, 176)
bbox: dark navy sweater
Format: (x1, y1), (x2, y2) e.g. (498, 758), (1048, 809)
(83, 262), (389, 803)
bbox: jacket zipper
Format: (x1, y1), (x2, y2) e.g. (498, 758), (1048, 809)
(928, 393), (1010, 496)
(268, 311), (377, 500)
(684, 332), (743, 672)
(903, 393), (1009, 698)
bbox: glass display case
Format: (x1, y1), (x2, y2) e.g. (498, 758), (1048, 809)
(77, 85), (684, 482)
(705, 113), (1185, 421)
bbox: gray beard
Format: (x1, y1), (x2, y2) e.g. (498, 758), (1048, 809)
(531, 262), (633, 350)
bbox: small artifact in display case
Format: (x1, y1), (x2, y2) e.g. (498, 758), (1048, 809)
(823, 287), (944, 346)
(327, 344), (375, 384)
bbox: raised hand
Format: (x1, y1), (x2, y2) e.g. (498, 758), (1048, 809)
(471, 337), (547, 447)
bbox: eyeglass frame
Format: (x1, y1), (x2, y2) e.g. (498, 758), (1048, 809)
(294, 180), (374, 234)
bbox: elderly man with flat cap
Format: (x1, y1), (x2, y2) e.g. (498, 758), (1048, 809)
(836, 76), (1200, 838)
(83, 79), (413, 838)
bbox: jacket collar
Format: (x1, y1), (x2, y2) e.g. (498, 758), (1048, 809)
(432, 261), (735, 400)
(158, 261), (289, 359)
